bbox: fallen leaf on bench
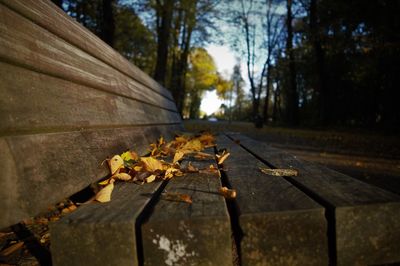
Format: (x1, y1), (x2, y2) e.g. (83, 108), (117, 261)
(145, 174), (156, 183)
(182, 139), (203, 152)
(198, 132), (215, 147)
(219, 187), (236, 199)
(162, 192), (192, 204)
(165, 167), (183, 179)
(61, 204), (77, 214)
(193, 151), (214, 160)
(182, 162), (199, 173)
(259, 168), (299, 177)
(95, 182), (114, 203)
(141, 157), (164, 172)
(216, 151), (230, 165)
(173, 150), (185, 164)
(109, 155), (124, 174)
(40, 233), (50, 244)
(0, 241), (24, 257)
(121, 151), (139, 167)
(113, 173), (132, 181)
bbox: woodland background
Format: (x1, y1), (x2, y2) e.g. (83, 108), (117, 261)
(52, 0), (399, 132)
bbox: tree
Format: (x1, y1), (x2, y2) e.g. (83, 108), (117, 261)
(153, 0), (174, 86)
(283, 0), (299, 125)
(99, 0), (115, 47)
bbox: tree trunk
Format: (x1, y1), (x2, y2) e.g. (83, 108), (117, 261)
(310, 0), (327, 125)
(263, 62), (272, 123)
(100, 0), (115, 48)
(153, 0), (174, 86)
(284, 0), (299, 125)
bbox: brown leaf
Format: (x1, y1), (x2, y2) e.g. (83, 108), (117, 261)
(184, 162), (199, 173)
(108, 155), (124, 175)
(182, 139), (203, 152)
(260, 168), (299, 177)
(165, 167), (183, 179)
(193, 151), (214, 160)
(141, 157), (164, 172)
(112, 172), (132, 181)
(173, 150), (185, 164)
(0, 232), (14, 239)
(216, 152), (230, 165)
(61, 204), (77, 214)
(95, 182), (114, 203)
(145, 174), (156, 183)
(0, 241), (24, 257)
(162, 192), (192, 204)
(219, 187), (236, 199)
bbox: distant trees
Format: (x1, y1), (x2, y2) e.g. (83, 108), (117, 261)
(59, 0), (400, 130)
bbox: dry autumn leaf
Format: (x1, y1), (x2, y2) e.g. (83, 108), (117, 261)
(141, 157), (164, 172)
(260, 168), (299, 177)
(173, 150), (185, 164)
(219, 187), (236, 199)
(0, 241), (24, 257)
(216, 151), (230, 165)
(162, 192), (192, 204)
(182, 139), (203, 152)
(95, 182), (114, 203)
(113, 172), (132, 181)
(145, 174), (156, 183)
(109, 155), (124, 174)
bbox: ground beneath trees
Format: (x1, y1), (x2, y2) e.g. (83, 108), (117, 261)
(185, 120), (400, 195)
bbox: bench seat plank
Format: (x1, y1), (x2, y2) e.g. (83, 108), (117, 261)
(216, 135), (328, 265)
(141, 156), (232, 266)
(0, 62), (181, 134)
(51, 181), (163, 266)
(0, 125), (182, 228)
(230, 133), (400, 265)
(0, 3), (177, 112)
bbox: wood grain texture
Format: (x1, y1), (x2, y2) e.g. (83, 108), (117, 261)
(230, 133), (400, 265)
(0, 0), (173, 101)
(0, 62), (181, 135)
(0, 3), (177, 112)
(0, 125), (183, 228)
(51, 181), (163, 266)
(216, 135), (328, 266)
(141, 157), (232, 266)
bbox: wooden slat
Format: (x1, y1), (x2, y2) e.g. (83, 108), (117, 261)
(141, 155), (232, 265)
(230, 134), (400, 265)
(51, 181), (163, 266)
(216, 135), (328, 265)
(0, 3), (177, 112)
(0, 62), (181, 135)
(0, 0), (173, 101)
(0, 125), (182, 228)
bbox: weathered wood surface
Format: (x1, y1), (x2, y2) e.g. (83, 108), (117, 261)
(0, 4), (177, 112)
(141, 154), (232, 266)
(229, 133), (400, 266)
(51, 181), (163, 266)
(0, 125), (182, 229)
(216, 135), (328, 265)
(0, 0), (183, 229)
(0, 0), (172, 101)
(0, 62), (181, 134)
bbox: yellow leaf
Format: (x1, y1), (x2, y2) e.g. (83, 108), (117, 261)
(198, 133), (215, 147)
(108, 155), (124, 174)
(113, 173), (132, 181)
(141, 157), (164, 172)
(182, 139), (203, 152)
(98, 178), (111, 185)
(145, 174), (156, 183)
(219, 187), (236, 199)
(95, 182), (114, 203)
(121, 151), (139, 162)
(216, 152), (230, 165)
(173, 150), (185, 164)
(259, 168), (299, 176)
(133, 165), (143, 172)
(165, 167), (182, 179)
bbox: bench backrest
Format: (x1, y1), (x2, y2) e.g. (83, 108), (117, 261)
(0, 0), (182, 228)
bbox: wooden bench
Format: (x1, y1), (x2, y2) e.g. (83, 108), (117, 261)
(1, 1), (400, 265)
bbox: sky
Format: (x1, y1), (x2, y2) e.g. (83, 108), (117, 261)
(201, 45), (247, 116)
